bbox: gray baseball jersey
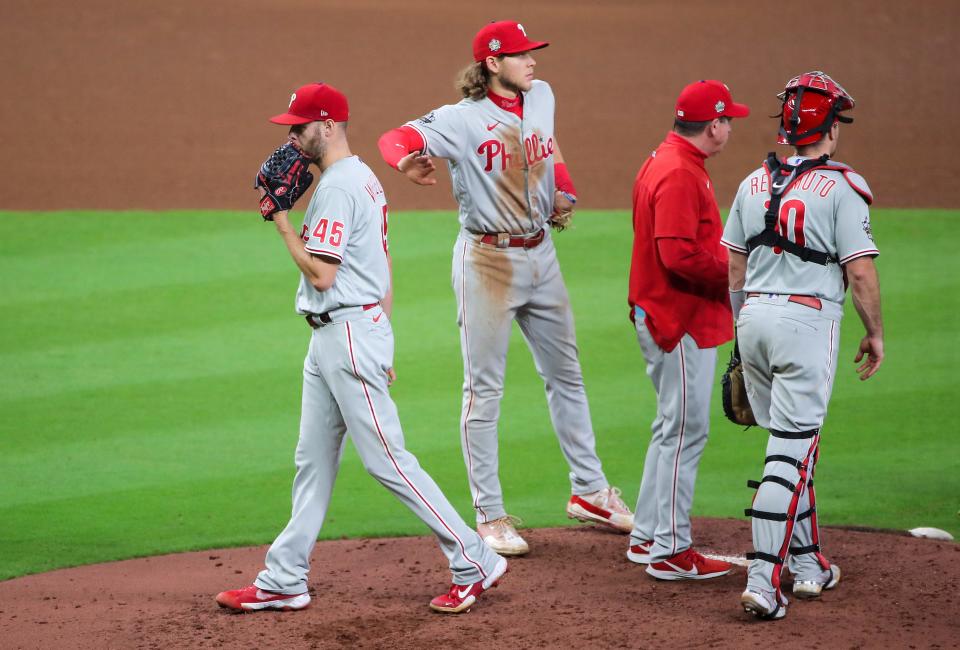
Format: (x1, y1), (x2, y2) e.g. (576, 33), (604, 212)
(295, 156), (390, 314)
(405, 79), (557, 235)
(722, 156), (879, 302)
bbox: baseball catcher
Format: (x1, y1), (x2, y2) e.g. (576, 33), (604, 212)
(721, 71), (883, 621)
(255, 142), (315, 220)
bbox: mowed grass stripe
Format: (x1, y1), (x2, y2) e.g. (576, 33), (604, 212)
(0, 208), (956, 580)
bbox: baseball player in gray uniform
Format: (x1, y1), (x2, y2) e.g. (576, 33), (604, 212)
(216, 83), (507, 615)
(721, 71), (883, 620)
(378, 20), (632, 556)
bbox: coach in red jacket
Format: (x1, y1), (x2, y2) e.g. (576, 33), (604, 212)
(625, 80), (748, 581)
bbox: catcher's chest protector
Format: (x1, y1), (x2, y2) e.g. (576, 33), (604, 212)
(746, 153), (871, 265)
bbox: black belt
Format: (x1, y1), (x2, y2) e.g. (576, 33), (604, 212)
(305, 303), (378, 329)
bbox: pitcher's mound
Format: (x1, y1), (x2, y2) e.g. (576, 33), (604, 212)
(1, 518), (956, 648)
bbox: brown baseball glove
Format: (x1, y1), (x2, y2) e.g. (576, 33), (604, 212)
(549, 191), (576, 231)
(721, 341), (757, 427)
(549, 205), (574, 231)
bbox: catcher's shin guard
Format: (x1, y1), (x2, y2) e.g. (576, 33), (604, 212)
(789, 444), (831, 572)
(745, 428), (821, 600)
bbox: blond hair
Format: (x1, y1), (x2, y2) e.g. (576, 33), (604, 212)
(456, 61), (491, 100)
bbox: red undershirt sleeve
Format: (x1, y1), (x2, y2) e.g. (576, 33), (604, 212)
(377, 126), (427, 169)
(554, 162), (577, 197)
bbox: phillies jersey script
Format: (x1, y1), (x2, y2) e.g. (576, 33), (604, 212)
(722, 157), (878, 303)
(295, 156), (390, 313)
(405, 80), (557, 235)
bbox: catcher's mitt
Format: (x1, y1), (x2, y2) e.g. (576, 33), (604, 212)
(721, 341), (757, 427)
(255, 143), (315, 220)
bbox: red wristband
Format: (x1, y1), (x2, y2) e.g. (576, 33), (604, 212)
(554, 162), (577, 197)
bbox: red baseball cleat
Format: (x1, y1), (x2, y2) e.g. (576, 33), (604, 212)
(429, 556), (508, 614)
(645, 548), (733, 580)
(626, 539), (653, 564)
(215, 584), (311, 612)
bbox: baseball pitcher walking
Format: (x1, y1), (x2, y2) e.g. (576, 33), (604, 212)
(216, 83), (507, 615)
(722, 71), (883, 620)
(626, 80), (749, 580)
(378, 20), (632, 556)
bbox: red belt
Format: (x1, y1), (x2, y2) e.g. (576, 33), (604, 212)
(306, 303), (378, 328)
(478, 229), (545, 249)
(747, 293), (822, 310)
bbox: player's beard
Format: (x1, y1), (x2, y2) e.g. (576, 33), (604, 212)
(305, 138), (326, 162)
(289, 124), (325, 161)
(495, 69), (531, 96)
(499, 79), (522, 96)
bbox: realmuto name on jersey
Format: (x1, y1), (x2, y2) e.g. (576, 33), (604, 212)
(749, 171), (838, 198)
(477, 132), (554, 172)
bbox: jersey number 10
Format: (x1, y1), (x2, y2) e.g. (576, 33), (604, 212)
(764, 198), (806, 254)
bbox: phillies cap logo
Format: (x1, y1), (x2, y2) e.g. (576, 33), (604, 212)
(488, 38), (501, 52)
(289, 93), (296, 107)
(715, 100), (725, 113)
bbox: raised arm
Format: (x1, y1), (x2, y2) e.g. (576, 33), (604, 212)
(378, 125), (437, 186)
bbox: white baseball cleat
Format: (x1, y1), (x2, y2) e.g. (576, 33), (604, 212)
(477, 516), (529, 556)
(792, 563), (841, 599)
(567, 486), (634, 533)
(741, 588), (787, 620)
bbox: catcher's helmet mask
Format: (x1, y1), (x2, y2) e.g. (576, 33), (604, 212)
(775, 71), (855, 146)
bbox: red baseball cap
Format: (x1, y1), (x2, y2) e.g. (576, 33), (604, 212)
(269, 83), (349, 124)
(675, 80), (750, 121)
(473, 20), (549, 62)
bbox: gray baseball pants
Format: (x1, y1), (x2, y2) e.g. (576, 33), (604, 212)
(255, 307), (501, 594)
(452, 232), (609, 524)
(629, 312), (717, 563)
(738, 295), (842, 596)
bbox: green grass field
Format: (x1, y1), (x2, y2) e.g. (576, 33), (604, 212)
(0, 209), (956, 581)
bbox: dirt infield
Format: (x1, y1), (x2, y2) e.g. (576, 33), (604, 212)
(3, 0), (958, 211)
(1, 519), (957, 649)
